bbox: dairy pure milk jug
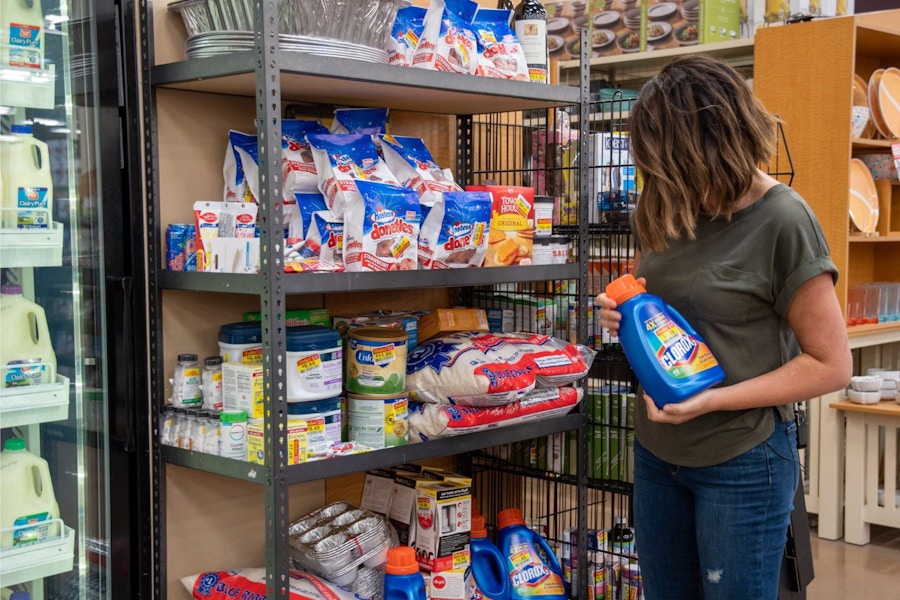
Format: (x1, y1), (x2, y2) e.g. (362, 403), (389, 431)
(0, 0), (44, 70)
(0, 124), (52, 229)
(0, 284), (56, 387)
(0, 438), (60, 548)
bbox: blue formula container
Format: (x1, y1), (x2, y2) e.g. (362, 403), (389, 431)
(606, 274), (726, 408)
(285, 325), (343, 402)
(496, 508), (566, 600)
(383, 545), (426, 600)
(467, 515), (511, 600)
(218, 321), (263, 365)
(287, 396), (343, 456)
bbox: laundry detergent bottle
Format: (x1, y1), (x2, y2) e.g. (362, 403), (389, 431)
(383, 545), (426, 600)
(467, 515), (511, 600)
(0, 284), (56, 387)
(606, 274), (725, 408)
(0, 438), (60, 548)
(496, 508), (566, 600)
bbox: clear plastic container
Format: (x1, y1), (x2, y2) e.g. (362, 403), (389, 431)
(202, 355), (223, 410)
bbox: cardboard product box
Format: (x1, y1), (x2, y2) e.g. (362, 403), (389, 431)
(222, 362), (264, 419)
(388, 470), (445, 545)
(243, 308), (330, 327)
(425, 569), (470, 600)
(417, 308), (489, 342)
(247, 418), (307, 465)
(698, 0), (742, 43)
(360, 468), (398, 515)
(332, 311), (420, 352)
(469, 292), (556, 336)
(414, 481), (472, 573)
(467, 185), (535, 267)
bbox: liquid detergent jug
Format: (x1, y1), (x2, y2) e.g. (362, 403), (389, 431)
(0, 0), (44, 70)
(0, 124), (52, 229)
(0, 438), (60, 548)
(467, 515), (511, 600)
(605, 274), (725, 408)
(0, 284), (56, 387)
(496, 507), (566, 600)
(383, 545), (426, 600)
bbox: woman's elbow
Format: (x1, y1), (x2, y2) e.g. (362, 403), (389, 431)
(826, 346), (853, 393)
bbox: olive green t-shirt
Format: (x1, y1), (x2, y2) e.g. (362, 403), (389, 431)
(633, 184), (837, 467)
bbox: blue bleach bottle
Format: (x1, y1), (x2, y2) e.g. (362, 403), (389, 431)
(467, 515), (511, 600)
(495, 508), (566, 600)
(384, 545), (426, 600)
(606, 274), (725, 408)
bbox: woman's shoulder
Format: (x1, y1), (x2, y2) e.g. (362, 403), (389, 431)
(757, 184), (821, 226)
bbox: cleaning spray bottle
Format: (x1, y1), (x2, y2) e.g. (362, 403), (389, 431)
(496, 507), (566, 600)
(467, 514), (510, 600)
(605, 274), (725, 408)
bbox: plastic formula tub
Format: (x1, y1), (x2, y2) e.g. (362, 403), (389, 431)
(286, 325), (343, 402)
(347, 392), (409, 449)
(346, 327), (408, 395)
(287, 396), (343, 455)
(218, 321), (263, 365)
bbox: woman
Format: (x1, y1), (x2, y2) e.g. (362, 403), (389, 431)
(595, 55), (851, 599)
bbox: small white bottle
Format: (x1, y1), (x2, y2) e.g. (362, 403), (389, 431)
(171, 354), (202, 408)
(219, 410), (247, 460)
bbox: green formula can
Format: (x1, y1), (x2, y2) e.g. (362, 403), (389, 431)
(347, 392), (409, 449)
(346, 327), (408, 395)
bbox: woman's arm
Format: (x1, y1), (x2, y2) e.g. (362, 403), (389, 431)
(643, 272), (853, 424)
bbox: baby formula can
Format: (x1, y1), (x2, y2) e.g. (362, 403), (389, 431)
(285, 325), (342, 402)
(218, 321), (262, 365)
(346, 327), (408, 395)
(219, 409), (248, 460)
(606, 274), (725, 408)
(287, 396), (342, 456)
(347, 392), (409, 449)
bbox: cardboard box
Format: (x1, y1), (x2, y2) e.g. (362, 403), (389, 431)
(469, 293), (556, 336)
(222, 362), (264, 419)
(414, 481), (472, 573)
(468, 185), (535, 267)
(425, 569), (470, 600)
(698, 0), (742, 43)
(244, 308), (330, 327)
(360, 468), (399, 515)
(332, 311), (419, 352)
(417, 308), (488, 342)
(247, 418), (307, 465)
(388, 470), (445, 545)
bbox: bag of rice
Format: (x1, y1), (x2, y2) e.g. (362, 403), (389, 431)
(307, 133), (399, 217)
(408, 386), (583, 441)
(344, 180), (420, 272)
(488, 332), (596, 388)
(418, 190), (491, 269)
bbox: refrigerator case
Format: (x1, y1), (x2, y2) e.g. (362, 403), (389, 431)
(0, 0), (148, 596)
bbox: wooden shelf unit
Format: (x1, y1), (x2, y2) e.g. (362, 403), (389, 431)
(753, 11), (900, 320)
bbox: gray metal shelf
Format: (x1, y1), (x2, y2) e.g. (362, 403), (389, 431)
(162, 412), (583, 484)
(151, 52), (580, 114)
(157, 263), (582, 294)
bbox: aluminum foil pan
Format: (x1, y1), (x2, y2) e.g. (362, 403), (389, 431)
(289, 501), (397, 589)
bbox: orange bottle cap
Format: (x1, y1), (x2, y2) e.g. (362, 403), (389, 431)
(605, 274), (645, 305)
(471, 515), (488, 538)
(497, 507), (526, 530)
(385, 545), (419, 575)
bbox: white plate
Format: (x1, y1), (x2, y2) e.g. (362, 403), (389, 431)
(592, 10), (621, 27)
(648, 1), (677, 20)
(646, 21), (672, 42)
(591, 29), (615, 48)
(547, 17), (570, 34)
(848, 158), (879, 234)
(548, 34), (566, 53)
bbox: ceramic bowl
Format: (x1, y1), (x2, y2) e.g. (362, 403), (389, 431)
(860, 153), (898, 181)
(848, 389), (882, 404)
(850, 375), (883, 392)
(851, 106), (871, 138)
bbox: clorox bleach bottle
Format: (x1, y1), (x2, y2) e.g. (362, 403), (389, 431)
(0, 438), (60, 548)
(0, 124), (53, 229)
(495, 508), (566, 600)
(0, 284), (56, 387)
(383, 545), (426, 600)
(467, 515), (510, 600)
(606, 274), (725, 408)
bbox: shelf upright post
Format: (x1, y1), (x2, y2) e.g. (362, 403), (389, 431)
(575, 27), (591, 598)
(252, 0), (289, 597)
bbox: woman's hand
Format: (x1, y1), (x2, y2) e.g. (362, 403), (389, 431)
(642, 387), (721, 425)
(596, 277), (645, 336)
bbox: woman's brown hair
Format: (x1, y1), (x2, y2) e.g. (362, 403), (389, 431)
(629, 55), (777, 252)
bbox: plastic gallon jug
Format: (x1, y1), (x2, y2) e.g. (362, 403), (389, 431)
(467, 514), (511, 600)
(0, 124), (52, 229)
(383, 545), (426, 600)
(218, 321), (262, 365)
(285, 325), (342, 402)
(0, 284), (56, 387)
(606, 274), (725, 408)
(495, 507), (566, 600)
(0, 0), (44, 70)
(0, 438), (60, 548)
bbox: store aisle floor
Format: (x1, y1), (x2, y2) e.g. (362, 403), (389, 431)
(806, 525), (900, 598)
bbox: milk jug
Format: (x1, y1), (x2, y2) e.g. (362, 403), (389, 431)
(0, 438), (60, 548)
(0, 284), (57, 387)
(0, 0), (44, 70)
(0, 124), (53, 229)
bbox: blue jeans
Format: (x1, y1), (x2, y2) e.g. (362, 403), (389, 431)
(632, 417), (800, 600)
